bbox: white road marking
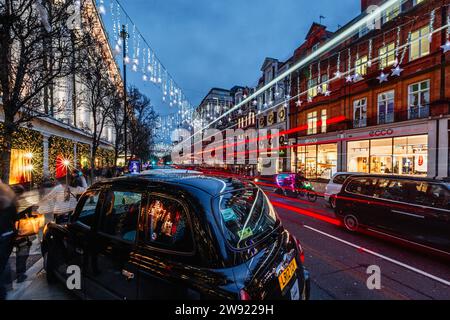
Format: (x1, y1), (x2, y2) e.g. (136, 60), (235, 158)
(303, 225), (450, 287)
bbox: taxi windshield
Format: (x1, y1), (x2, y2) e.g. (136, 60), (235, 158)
(214, 188), (279, 249)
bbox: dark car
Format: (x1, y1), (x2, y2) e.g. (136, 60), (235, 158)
(42, 173), (310, 300)
(335, 174), (450, 255)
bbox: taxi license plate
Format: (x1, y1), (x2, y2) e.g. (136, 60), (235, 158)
(278, 258), (297, 291)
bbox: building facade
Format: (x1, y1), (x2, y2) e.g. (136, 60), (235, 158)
(288, 0), (449, 181)
(0, 0), (122, 185)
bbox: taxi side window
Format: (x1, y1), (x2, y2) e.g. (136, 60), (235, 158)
(99, 191), (142, 243)
(144, 196), (193, 253)
(74, 191), (101, 228)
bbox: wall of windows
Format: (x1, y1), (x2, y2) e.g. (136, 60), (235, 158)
(297, 143), (337, 179)
(347, 135), (428, 176)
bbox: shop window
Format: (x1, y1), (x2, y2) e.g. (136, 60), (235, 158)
(321, 109), (327, 133)
(307, 111), (318, 135)
(378, 43), (396, 69)
(413, 0), (425, 5)
(393, 135), (427, 175)
(355, 56), (368, 76)
(378, 90), (395, 124)
(305, 145), (317, 179)
(353, 98), (367, 128)
(9, 149), (33, 185)
(410, 26), (430, 61)
(370, 138), (393, 174)
(408, 80), (430, 119)
(347, 140), (370, 173)
(317, 144), (337, 179)
(145, 196), (193, 252)
(100, 191), (142, 243)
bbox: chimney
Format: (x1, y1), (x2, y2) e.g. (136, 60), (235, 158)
(361, 0), (383, 12)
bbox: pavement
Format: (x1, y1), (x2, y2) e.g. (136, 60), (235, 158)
(5, 186), (450, 300)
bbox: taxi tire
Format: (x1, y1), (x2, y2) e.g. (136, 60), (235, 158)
(343, 214), (359, 232)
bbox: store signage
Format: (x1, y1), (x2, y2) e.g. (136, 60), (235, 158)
(304, 138), (318, 144)
(369, 128), (394, 137)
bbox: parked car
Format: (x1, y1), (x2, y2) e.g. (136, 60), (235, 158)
(335, 175), (450, 255)
(42, 174), (310, 300)
(324, 172), (361, 209)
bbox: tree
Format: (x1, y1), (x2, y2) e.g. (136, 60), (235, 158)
(127, 86), (159, 161)
(0, 0), (87, 183)
(77, 28), (120, 181)
(106, 90), (124, 167)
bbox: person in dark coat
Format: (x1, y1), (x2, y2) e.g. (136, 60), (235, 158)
(0, 182), (18, 300)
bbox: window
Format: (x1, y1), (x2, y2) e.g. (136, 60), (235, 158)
(321, 109), (327, 133)
(393, 135), (428, 175)
(307, 111), (318, 135)
(347, 135), (428, 176)
(215, 188), (277, 249)
(353, 98), (367, 128)
(333, 174), (351, 185)
(99, 191), (142, 242)
(311, 43), (320, 52)
(320, 74), (329, 93)
(307, 78), (318, 98)
(413, 0), (425, 6)
(145, 196), (193, 252)
(382, 4), (400, 24)
(378, 90), (395, 124)
(75, 191), (101, 228)
(410, 26), (430, 61)
(376, 179), (407, 202)
(370, 138), (393, 174)
(347, 140), (370, 173)
(355, 55), (368, 76)
(408, 80), (430, 119)
(378, 43), (396, 69)
(346, 178), (377, 197)
(296, 144), (337, 179)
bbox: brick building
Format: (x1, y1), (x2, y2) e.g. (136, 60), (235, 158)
(288, 0), (449, 180)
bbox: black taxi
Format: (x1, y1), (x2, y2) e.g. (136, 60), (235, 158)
(41, 173), (310, 300)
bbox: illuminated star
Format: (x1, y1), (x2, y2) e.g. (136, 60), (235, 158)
(295, 100), (302, 107)
(345, 75), (353, 83)
(391, 65), (404, 77)
(307, 96), (313, 103)
(252, 100), (258, 106)
(353, 73), (363, 82)
(324, 90), (331, 96)
(441, 40), (450, 53)
(334, 71), (342, 79)
(376, 72), (389, 83)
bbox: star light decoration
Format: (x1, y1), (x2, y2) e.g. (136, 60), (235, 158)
(345, 74), (353, 83)
(295, 99), (302, 107)
(441, 40), (450, 53)
(377, 72), (389, 83)
(353, 73), (363, 82)
(391, 65), (404, 77)
(324, 90), (331, 96)
(334, 71), (343, 79)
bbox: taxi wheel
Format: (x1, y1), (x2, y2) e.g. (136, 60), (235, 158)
(343, 214), (359, 232)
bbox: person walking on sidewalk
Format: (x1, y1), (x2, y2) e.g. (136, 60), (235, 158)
(0, 181), (19, 300)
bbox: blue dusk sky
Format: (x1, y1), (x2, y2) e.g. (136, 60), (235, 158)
(110, 0), (361, 115)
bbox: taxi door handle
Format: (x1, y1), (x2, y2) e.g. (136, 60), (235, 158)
(122, 269), (134, 281)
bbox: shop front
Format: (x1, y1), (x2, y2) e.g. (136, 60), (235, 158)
(344, 122), (430, 177)
(293, 135), (339, 180)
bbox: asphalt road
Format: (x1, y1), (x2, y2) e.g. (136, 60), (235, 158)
(267, 192), (450, 300)
(10, 190), (450, 300)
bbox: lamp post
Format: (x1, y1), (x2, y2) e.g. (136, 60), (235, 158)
(120, 24), (129, 167)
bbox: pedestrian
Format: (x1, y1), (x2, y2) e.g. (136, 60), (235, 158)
(0, 181), (19, 300)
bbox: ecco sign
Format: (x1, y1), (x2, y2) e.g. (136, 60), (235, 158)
(369, 129), (394, 137)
